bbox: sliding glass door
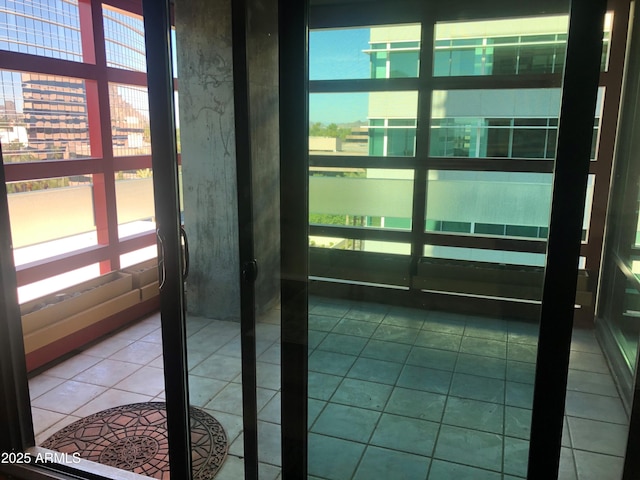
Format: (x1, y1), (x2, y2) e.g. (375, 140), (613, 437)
(279, 0), (615, 478)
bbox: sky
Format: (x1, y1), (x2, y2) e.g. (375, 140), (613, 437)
(309, 28), (371, 125)
(1, 3), (370, 127)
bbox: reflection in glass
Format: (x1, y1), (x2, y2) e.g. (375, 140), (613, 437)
(109, 83), (151, 156)
(17, 264), (101, 304)
(310, 168), (414, 231)
(310, 92), (418, 157)
(616, 280), (640, 372)
(423, 244), (545, 267)
(115, 169), (155, 239)
(7, 175), (95, 249)
(309, 236), (410, 254)
(424, 171), (594, 243)
(0, 0), (82, 61)
(310, 24), (421, 81)
(1, 71), (90, 163)
(120, 245), (157, 269)
(425, 170), (553, 241)
(434, 17), (569, 77)
(434, 14), (612, 77)
(103, 5), (147, 72)
(429, 89), (603, 161)
(429, 89), (562, 159)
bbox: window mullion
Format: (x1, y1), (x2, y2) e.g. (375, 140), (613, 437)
(411, 11), (435, 277)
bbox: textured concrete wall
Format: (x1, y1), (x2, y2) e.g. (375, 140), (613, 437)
(175, 0), (280, 320)
(247, 0), (280, 313)
(176, 0), (241, 320)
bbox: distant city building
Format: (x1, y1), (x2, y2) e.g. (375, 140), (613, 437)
(21, 73), (89, 159)
(310, 16), (607, 264)
(0, 1), (150, 163)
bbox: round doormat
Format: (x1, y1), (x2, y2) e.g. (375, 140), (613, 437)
(41, 402), (227, 479)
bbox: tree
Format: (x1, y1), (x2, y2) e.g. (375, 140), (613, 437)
(309, 122), (351, 141)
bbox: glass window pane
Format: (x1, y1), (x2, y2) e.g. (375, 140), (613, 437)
(505, 224), (539, 237)
(0, 0), (83, 61)
(310, 168), (414, 230)
(310, 92), (418, 157)
(370, 51), (387, 79)
(430, 89), (562, 159)
(486, 119), (511, 157)
(518, 44), (555, 74)
(425, 171), (553, 239)
(310, 24), (421, 80)
(434, 50), (451, 76)
(389, 51), (419, 77)
(424, 171), (595, 242)
(311, 27), (378, 81)
(475, 223), (506, 235)
(422, 244), (546, 266)
(450, 48), (479, 76)
(512, 128), (547, 158)
(387, 126), (416, 156)
(1, 71), (90, 163)
(309, 236), (410, 254)
(120, 245), (157, 268)
(601, 13), (614, 71)
(102, 5), (147, 72)
(17, 264), (101, 304)
(116, 169), (155, 239)
(491, 45), (519, 75)
(109, 83), (151, 157)
(434, 16), (570, 77)
(8, 175), (96, 256)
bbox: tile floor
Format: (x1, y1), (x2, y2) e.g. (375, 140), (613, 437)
(29, 296), (629, 480)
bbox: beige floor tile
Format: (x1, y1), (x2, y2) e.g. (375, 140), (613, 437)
(71, 388), (153, 418)
(35, 414), (81, 445)
(28, 374), (65, 400)
(148, 355), (165, 368)
(112, 365), (165, 396)
(23, 312), (630, 480)
(43, 354), (102, 379)
(72, 358), (143, 387)
(113, 319), (161, 341)
(81, 336), (134, 358)
(31, 380), (106, 415)
(108, 341), (162, 365)
(138, 327), (163, 344)
(31, 407), (67, 436)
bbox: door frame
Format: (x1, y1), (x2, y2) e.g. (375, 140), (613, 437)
(141, 1), (192, 478)
(278, 0), (608, 478)
(142, 0), (262, 478)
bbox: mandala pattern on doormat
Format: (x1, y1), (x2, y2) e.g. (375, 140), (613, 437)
(41, 402), (227, 479)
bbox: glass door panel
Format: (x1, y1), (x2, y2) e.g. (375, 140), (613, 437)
(303, 5), (605, 477)
(173, 0), (283, 477)
(172, 4), (248, 479)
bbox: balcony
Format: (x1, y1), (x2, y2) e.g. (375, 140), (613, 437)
(29, 297), (628, 480)
(3, 0), (639, 478)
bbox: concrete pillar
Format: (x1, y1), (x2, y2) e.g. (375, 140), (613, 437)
(175, 0), (279, 320)
(176, 0), (240, 320)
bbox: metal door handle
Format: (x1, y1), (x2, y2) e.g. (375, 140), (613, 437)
(180, 226), (189, 280)
(156, 229), (166, 290)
